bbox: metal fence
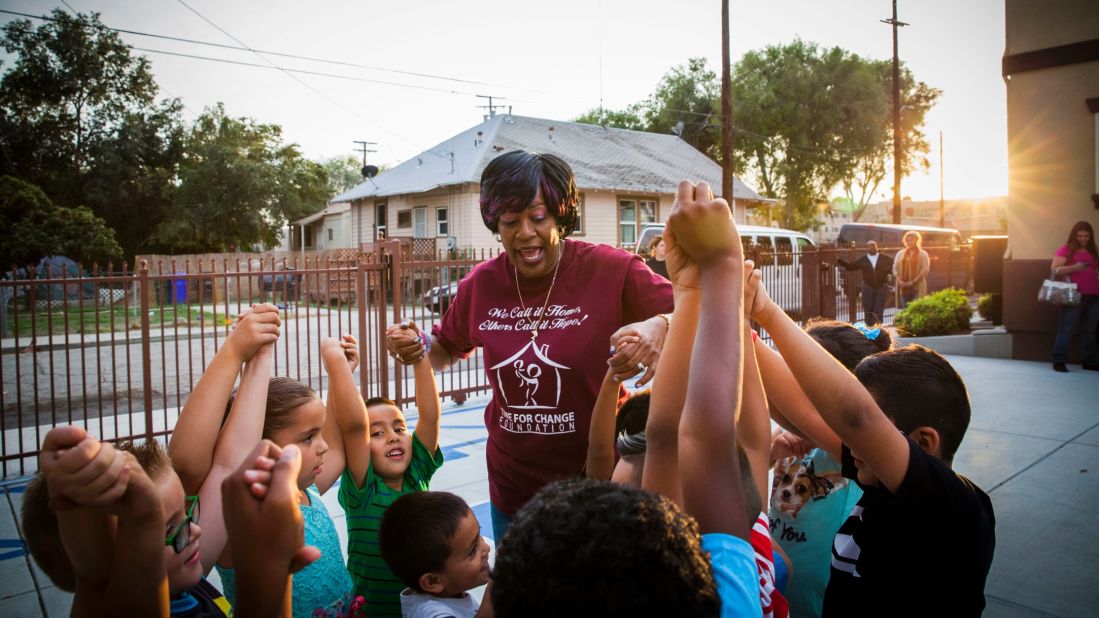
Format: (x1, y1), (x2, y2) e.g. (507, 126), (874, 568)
(0, 241), (970, 476)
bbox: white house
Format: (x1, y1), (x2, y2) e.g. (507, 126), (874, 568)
(326, 114), (765, 253)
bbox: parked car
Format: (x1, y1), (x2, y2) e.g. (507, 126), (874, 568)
(422, 281), (460, 314)
(636, 224), (817, 314)
(260, 267), (301, 296)
(835, 223), (969, 292)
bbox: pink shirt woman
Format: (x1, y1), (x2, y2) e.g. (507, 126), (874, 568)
(1050, 220), (1099, 372)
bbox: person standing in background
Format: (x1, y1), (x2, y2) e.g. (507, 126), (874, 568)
(1050, 220), (1099, 372)
(837, 240), (894, 324)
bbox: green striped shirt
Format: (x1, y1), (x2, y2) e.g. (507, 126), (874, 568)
(338, 433), (444, 617)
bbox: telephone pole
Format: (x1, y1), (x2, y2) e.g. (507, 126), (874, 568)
(721, 0), (734, 216)
(882, 0), (908, 224)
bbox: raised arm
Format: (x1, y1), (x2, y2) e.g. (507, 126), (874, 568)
(748, 275), (910, 492)
(200, 342), (274, 572)
(169, 305), (280, 493)
(738, 308), (773, 504)
(223, 441), (320, 618)
(322, 335), (371, 488)
(584, 367), (621, 481)
(752, 336), (843, 461)
(670, 181), (749, 539)
(640, 215), (702, 506)
(40, 427), (168, 617)
(407, 323), (442, 455)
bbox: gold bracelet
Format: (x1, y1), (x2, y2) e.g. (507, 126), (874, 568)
(656, 313), (672, 329)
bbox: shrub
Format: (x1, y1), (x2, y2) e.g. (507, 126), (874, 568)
(894, 288), (973, 337)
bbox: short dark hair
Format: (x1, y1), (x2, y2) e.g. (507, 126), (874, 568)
(615, 389), (651, 437)
(855, 345), (970, 462)
(479, 150), (579, 237)
(378, 492), (470, 592)
(22, 475), (76, 592)
(492, 478), (719, 617)
(365, 396), (398, 409)
(806, 319), (892, 371)
(116, 439), (172, 480)
(224, 377), (318, 440)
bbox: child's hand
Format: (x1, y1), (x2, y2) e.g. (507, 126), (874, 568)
(771, 430), (815, 463)
(663, 222), (700, 291)
(40, 427), (129, 511)
(745, 267), (777, 322)
(341, 334), (359, 373)
(110, 452), (162, 520)
(666, 180), (743, 267)
(222, 441), (321, 576)
(227, 304), (281, 362)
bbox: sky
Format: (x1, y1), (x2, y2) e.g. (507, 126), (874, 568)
(1, 0), (1008, 202)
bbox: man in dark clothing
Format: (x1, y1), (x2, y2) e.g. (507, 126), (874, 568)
(838, 241), (894, 324)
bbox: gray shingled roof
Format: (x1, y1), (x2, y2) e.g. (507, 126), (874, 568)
(330, 115), (763, 203)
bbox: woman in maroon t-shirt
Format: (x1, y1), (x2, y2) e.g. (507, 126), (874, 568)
(386, 150), (674, 539)
(1050, 220), (1099, 372)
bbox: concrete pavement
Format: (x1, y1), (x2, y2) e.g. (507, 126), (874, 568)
(0, 354), (1096, 616)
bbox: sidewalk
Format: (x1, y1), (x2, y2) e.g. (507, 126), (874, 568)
(1, 355), (1096, 616)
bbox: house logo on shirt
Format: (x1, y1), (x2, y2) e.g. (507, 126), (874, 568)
(490, 340), (576, 435)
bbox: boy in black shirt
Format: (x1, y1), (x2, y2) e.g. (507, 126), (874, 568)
(747, 273), (995, 616)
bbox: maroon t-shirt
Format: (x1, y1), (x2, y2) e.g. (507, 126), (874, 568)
(433, 240), (673, 515)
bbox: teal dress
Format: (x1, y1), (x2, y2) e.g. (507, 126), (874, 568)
(217, 485), (356, 617)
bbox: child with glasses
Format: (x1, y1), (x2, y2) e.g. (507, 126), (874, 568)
(26, 425), (228, 617)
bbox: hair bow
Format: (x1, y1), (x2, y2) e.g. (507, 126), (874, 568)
(853, 322), (881, 340)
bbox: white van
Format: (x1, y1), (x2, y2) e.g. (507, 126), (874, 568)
(636, 224), (817, 314)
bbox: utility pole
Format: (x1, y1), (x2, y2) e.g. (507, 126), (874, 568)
(476, 94), (507, 121)
(353, 140), (376, 175)
(939, 131), (945, 228)
(721, 0), (734, 216)
(353, 140), (377, 247)
(882, 0), (908, 224)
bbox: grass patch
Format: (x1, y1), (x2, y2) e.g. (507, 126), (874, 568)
(6, 305), (231, 336)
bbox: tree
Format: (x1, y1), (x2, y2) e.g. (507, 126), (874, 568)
(158, 104), (328, 253)
(639, 58), (721, 161)
(573, 106), (646, 131)
(0, 175), (122, 266)
(575, 59), (720, 159)
(0, 10), (184, 257)
(320, 155), (366, 196)
(728, 40), (939, 229)
(840, 70), (940, 221)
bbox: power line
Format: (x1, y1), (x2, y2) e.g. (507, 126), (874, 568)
(0, 8), (537, 93)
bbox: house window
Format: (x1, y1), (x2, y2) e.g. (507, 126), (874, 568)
(327, 228), (334, 242)
(375, 202), (387, 239)
(413, 206), (428, 238)
(397, 210), (412, 229)
(436, 207), (449, 236)
(618, 197), (658, 248)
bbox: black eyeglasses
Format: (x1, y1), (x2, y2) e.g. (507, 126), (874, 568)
(165, 496), (200, 554)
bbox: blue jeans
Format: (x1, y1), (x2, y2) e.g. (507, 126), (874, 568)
(861, 283), (889, 324)
(898, 285), (919, 310)
(1051, 294), (1099, 364)
(490, 502), (513, 542)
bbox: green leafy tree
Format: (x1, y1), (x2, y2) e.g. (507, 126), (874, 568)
(573, 106), (646, 131)
(0, 175), (122, 266)
(728, 40), (939, 229)
(320, 155), (366, 196)
(0, 10), (184, 257)
(575, 58), (720, 159)
(159, 104), (328, 253)
(639, 58), (721, 160)
(841, 70), (940, 221)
